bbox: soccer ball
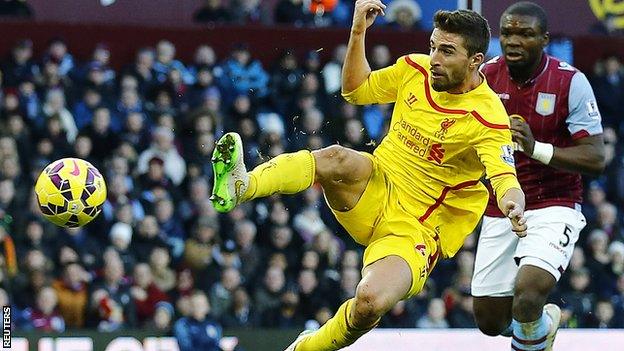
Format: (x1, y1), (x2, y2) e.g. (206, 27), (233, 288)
(35, 158), (107, 228)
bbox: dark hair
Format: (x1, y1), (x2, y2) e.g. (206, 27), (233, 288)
(502, 1), (548, 33)
(433, 9), (491, 57)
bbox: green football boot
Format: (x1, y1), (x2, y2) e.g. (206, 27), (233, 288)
(210, 132), (249, 213)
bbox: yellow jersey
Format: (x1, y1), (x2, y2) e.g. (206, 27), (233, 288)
(343, 54), (520, 258)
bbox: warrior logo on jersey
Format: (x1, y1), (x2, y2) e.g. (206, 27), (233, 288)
(404, 92), (418, 107)
(501, 145), (515, 166)
(536, 92), (556, 116)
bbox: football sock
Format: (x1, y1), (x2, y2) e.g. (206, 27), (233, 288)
(295, 298), (378, 351)
(242, 150), (315, 202)
(511, 313), (552, 350)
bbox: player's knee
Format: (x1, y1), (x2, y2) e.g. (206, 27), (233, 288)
(313, 145), (351, 182)
(352, 283), (388, 326)
(513, 289), (544, 319)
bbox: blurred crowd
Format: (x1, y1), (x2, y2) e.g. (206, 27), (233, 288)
(0, 29), (622, 345)
(195, 0), (425, 31)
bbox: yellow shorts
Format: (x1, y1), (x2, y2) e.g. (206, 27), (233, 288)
(329, 153), (440, 299)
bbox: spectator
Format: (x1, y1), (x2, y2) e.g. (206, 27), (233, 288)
(109, 222), (136, 272)
(560, 268), (594, 328)
(174, 290), (223, 351)
(228, 0), (270, 25)
(417, 298), (449, 328)
(26, 286), (65, 332)
(120, 111), (151, 153)
(194, 0), (231, 24)
(72, 88), (103, 130)
(123, 47), (157, 97)
(269, 50), (303, 116)
(234, 219), (262, 284)
(221, 287), (259, 328)
(296, 269), (326, 320)
(145, 301), (175, 333)
(188, 66), (218, 109)
(131, 263), (170, 325)
(585, 299), (623, 328)
(384, 0), (422, 31)
(177, 176), (213, 225)
(447, 289), (476, 328)
(131, 216), (167, 262)
(154, 198), (185, 256)
(52, 262), (89, 328)
(261, 288), (304, 328)
(2, 39), (38, 87)
(209, 267), (243, 318)
(275, 0), (311, 26)
(183, 216), (220, 290)
(380, 300), (419, 328)
(592, 55), (624, 129)
(215, 43), (269, 103)
(321, 44), (346, 95)
(82, 61), (116, 104)
(40, 88), (78, 143)
(254, 266), (286, 316)
(44, 38), (75, 77)
(137, 127), (187, 186)
(91, 256), (137, 329)
(83, 106), (120, 160)
(116, 87), (144, 125)
(148, 246), (176, 293)
(153, 40), (194, 85)
(137, 156), (178, 209)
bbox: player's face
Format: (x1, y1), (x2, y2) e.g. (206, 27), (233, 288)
(499, 14), (549, 69)
(429, 29), (473, 92)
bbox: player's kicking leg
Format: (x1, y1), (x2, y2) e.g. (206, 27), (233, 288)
(210, 133), (372, 213)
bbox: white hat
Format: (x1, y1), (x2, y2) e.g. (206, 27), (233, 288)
(386, 0), (422, 23)
(109, 222), (133, 243)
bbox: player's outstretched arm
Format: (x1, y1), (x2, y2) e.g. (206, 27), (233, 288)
(498, 187), (527, 238)
(341, 0), (386, 93)
(511, 119), (605, 176)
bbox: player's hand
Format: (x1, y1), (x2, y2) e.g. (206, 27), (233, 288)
(510, 118), (535, 156)
(505, 200), (527, 237)
(352, 0), (386, 34)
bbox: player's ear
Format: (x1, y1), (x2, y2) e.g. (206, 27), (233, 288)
(471, 52), (485, 69)
(542, 31), (550, 47)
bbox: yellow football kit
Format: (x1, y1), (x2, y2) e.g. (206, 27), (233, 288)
(340, 54), (520, 298)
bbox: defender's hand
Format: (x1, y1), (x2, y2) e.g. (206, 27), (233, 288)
(505, 200), (527, 237)
(352, 0), (386, 34)
(510, 118), (535, 156)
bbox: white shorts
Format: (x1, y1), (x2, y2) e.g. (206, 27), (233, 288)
(471, 206), (586, 297)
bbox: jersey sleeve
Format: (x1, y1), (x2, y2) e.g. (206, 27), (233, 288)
(472, 113), (521, 200)
(341, 55), (406, 105)
(567, 71), (603, 139)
